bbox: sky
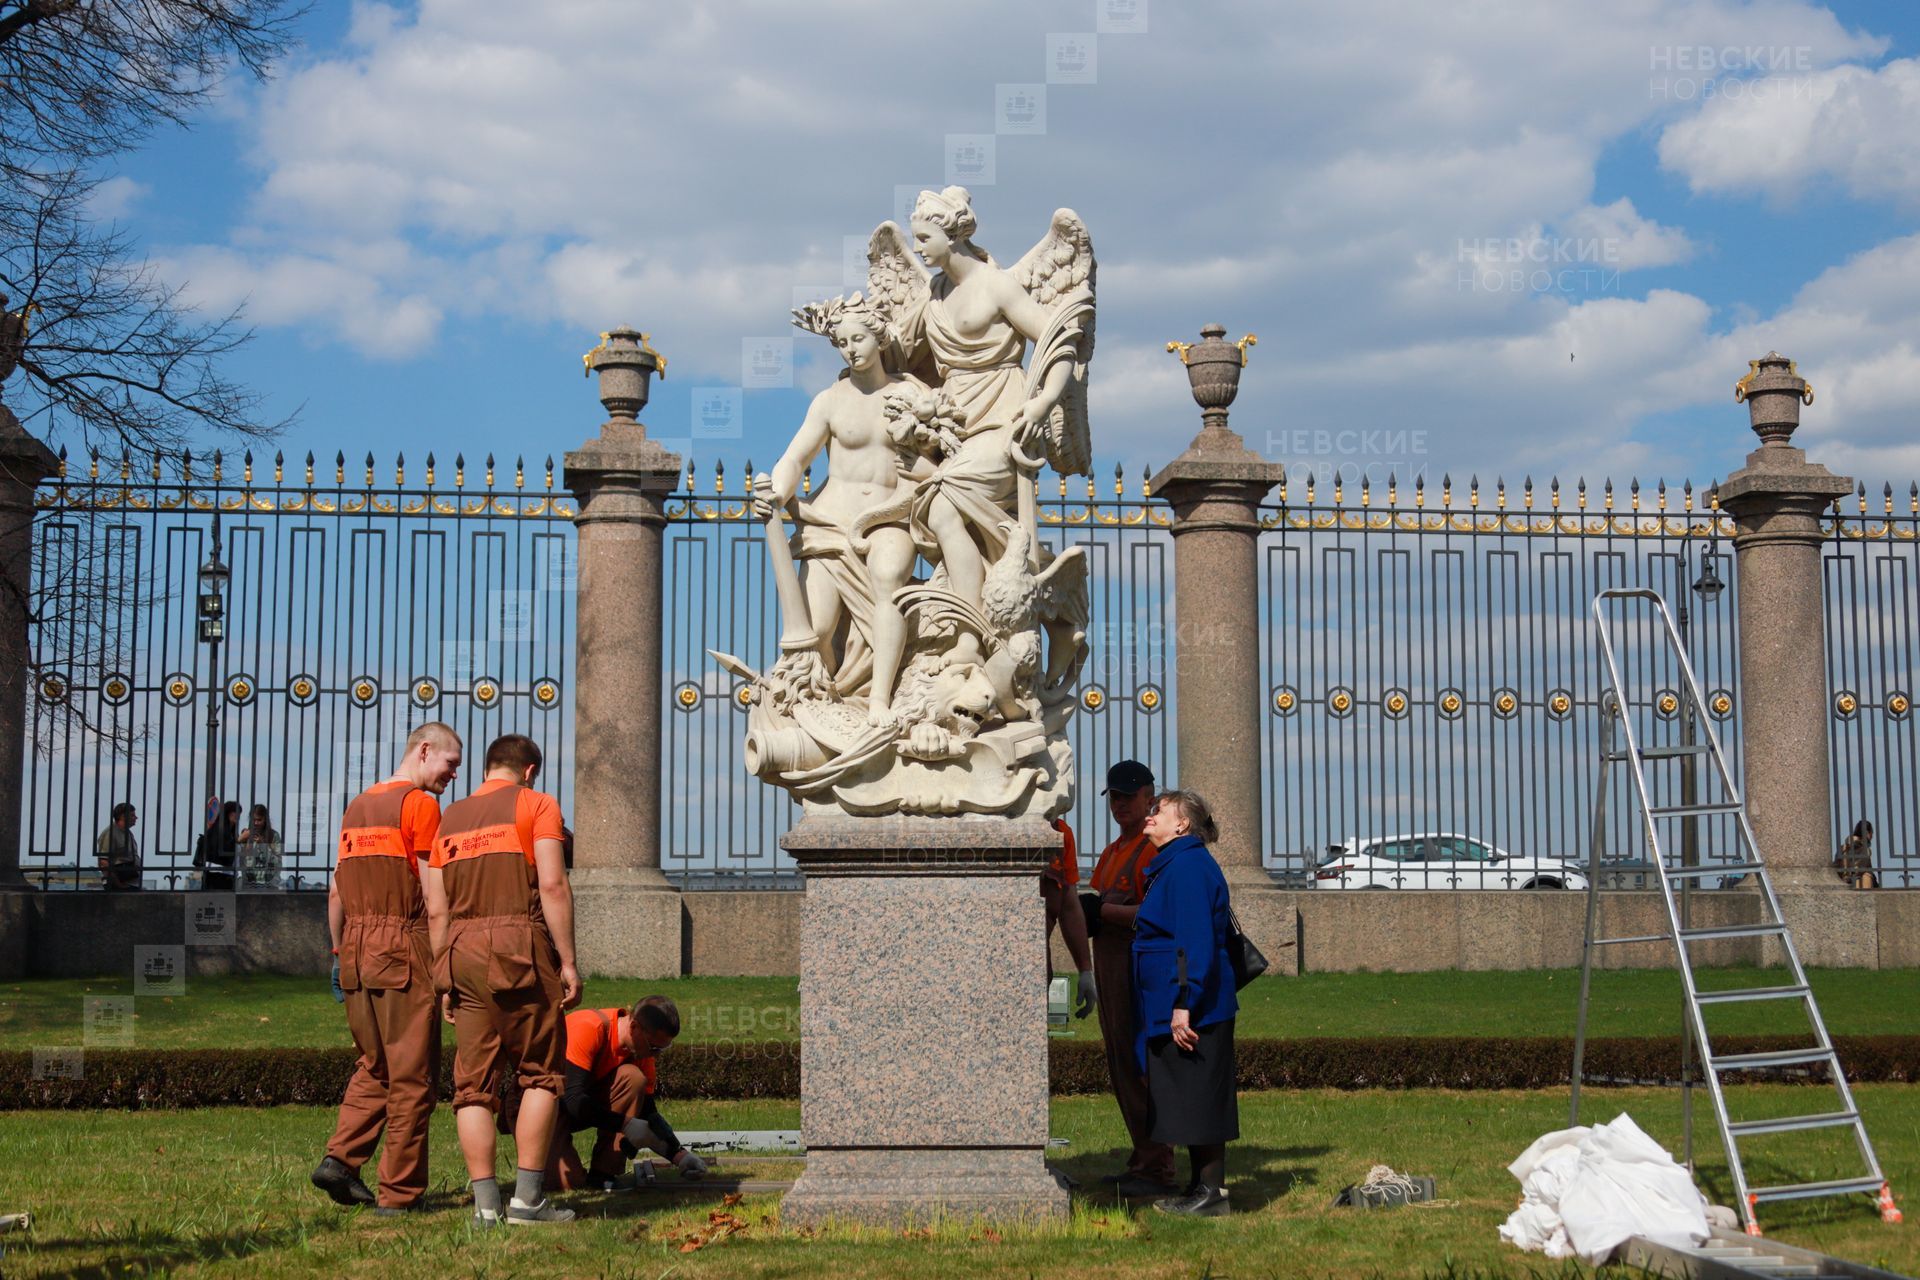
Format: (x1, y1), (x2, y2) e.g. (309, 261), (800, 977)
(92, 0), (1920, 499)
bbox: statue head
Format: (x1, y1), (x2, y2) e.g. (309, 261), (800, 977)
(912, 186), (991, 268)
(792, 292), (897, 374)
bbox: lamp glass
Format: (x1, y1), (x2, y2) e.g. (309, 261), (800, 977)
(198, 557), (229, 594)
(1692, 556), (1725, 601)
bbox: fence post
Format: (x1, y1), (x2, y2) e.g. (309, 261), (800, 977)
(1715, 351), (1867, 965)
(0, 403), (56, 896)
(562, 328), (684, 977)
(1150, 326), (1296, 961)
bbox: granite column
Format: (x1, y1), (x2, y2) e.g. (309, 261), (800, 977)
(563, 329), (684, 977)
(1150, 326), (1295, 966)
(1715, 353), (1865, 964)
(0, 402), (56, 891)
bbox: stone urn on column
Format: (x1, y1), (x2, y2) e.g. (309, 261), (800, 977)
(1715, 353), (1867, 965)
(563, 328), (684, 978)
(1149, 326), (1293, 965)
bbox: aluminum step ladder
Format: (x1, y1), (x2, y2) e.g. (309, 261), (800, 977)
(1623, 1227), (1917, 1279)
(1570, 587), (1901, 1237)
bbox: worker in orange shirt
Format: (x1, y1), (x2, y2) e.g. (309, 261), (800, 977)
(548, 995), (709, 1190)
(1078, 759), (1177, 1196)
(311, 721), (462, 1215)
(1043, 815), (1095, 1018)
(424, 733), (581, 1227)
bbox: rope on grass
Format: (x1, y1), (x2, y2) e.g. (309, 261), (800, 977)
(1360, 1164), (1457, 1209)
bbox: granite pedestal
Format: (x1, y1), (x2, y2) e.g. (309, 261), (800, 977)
(779, 815), (1068, 1227)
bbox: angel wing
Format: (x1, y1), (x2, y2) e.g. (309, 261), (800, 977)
(866, 222), (928, 323)
(866, 221), (941, 386)
(1010, 210), (1096, 478)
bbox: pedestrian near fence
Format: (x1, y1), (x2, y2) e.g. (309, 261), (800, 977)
(1134, 788), (1239, 1218)
(95, 803), (141, 890)
(1835, 819), (1877, 890)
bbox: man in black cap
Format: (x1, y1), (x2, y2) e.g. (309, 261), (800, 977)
(1078, 760), (1177, 1195)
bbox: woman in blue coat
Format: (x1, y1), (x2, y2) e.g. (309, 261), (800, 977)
(1132, 788), (1238, 1217)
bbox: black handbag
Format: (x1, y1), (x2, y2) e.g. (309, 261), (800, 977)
(1226, 905), (1268, 990)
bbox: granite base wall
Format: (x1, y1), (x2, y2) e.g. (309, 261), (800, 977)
(2, 890), (332, 978)
(5, 885), (1911, 978)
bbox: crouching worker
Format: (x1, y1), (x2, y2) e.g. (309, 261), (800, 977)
(549, 995), (709, 1189)
(425, 733), (582, 1227)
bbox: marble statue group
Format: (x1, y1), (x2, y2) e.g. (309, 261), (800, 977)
(710, 188), (1097, 819)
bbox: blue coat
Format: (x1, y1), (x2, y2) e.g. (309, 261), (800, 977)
(1131, 833), (1238, 1072)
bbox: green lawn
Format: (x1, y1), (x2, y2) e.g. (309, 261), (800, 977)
(3, 969), (1913, 1053)
(0, 1087), (1912, 1278)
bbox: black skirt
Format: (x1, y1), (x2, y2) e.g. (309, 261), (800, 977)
(1146, 1018), (1239, 1146)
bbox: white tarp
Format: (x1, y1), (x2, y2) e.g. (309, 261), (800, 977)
(1499, 1113), (1711, 1265)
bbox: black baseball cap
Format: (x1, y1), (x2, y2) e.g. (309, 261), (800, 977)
(1102, 760), (1155, 796)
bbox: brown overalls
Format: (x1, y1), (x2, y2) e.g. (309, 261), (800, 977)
(1090, 829), (1177, 1185)
(324, 781), (441, 1208)
(432, 779), (568, 1111)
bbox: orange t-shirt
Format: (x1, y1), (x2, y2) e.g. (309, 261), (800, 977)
(1088, 830), (1155, 903)
(338, 780), (442, 863)
(429, 778), (565, 869)
(564, 1007), (657, 1094)
(1045, 818), (1081, 887)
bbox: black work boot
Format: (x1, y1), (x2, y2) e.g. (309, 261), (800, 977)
(311, 1156), (376, 1207)
(1154, 1183), (1230, 1217)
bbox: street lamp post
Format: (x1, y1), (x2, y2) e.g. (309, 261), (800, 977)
(197, 515), (229, 886)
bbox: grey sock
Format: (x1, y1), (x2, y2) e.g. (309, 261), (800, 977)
(514, 1167), (545, 1205)
(471, 1177), (501, 1215)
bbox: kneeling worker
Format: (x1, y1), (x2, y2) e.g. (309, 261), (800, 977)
(549, 995), (709, 1189)
(425, 733), (582, 1226)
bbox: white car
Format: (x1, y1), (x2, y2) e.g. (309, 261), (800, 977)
(1314, 833), (1589, 890)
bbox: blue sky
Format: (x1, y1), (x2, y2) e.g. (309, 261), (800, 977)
(82, 0), (1920, 497)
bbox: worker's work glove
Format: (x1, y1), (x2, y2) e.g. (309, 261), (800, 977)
(329, 957), (345, 1004)
(673, 1149), (708, 1180)
(1074, 969), (1097, 1019)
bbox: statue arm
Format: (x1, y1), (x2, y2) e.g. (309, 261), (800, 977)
(769, 396), (832, 506)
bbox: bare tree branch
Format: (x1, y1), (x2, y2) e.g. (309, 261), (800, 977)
(0, 0), (304, 454)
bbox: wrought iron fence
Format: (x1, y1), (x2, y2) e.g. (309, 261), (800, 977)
(1259, 473), (1747, 889)
(660, 463), (1172, 877)
(21, 446), (1915, 892)
(23, 448), (576, 889)
(1825, 483), (1920, 889)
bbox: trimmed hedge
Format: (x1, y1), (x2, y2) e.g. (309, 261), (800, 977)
(3, 1036), (1914, 1110)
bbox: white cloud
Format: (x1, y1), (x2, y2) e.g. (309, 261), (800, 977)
(1658, 56), (1920, 205)
(1557, 198), (1694, 270)
(146, 0), (1914, 482)
(85, 176), (151, 222)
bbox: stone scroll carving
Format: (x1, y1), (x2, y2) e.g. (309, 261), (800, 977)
(709, 189), (1096, 817)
